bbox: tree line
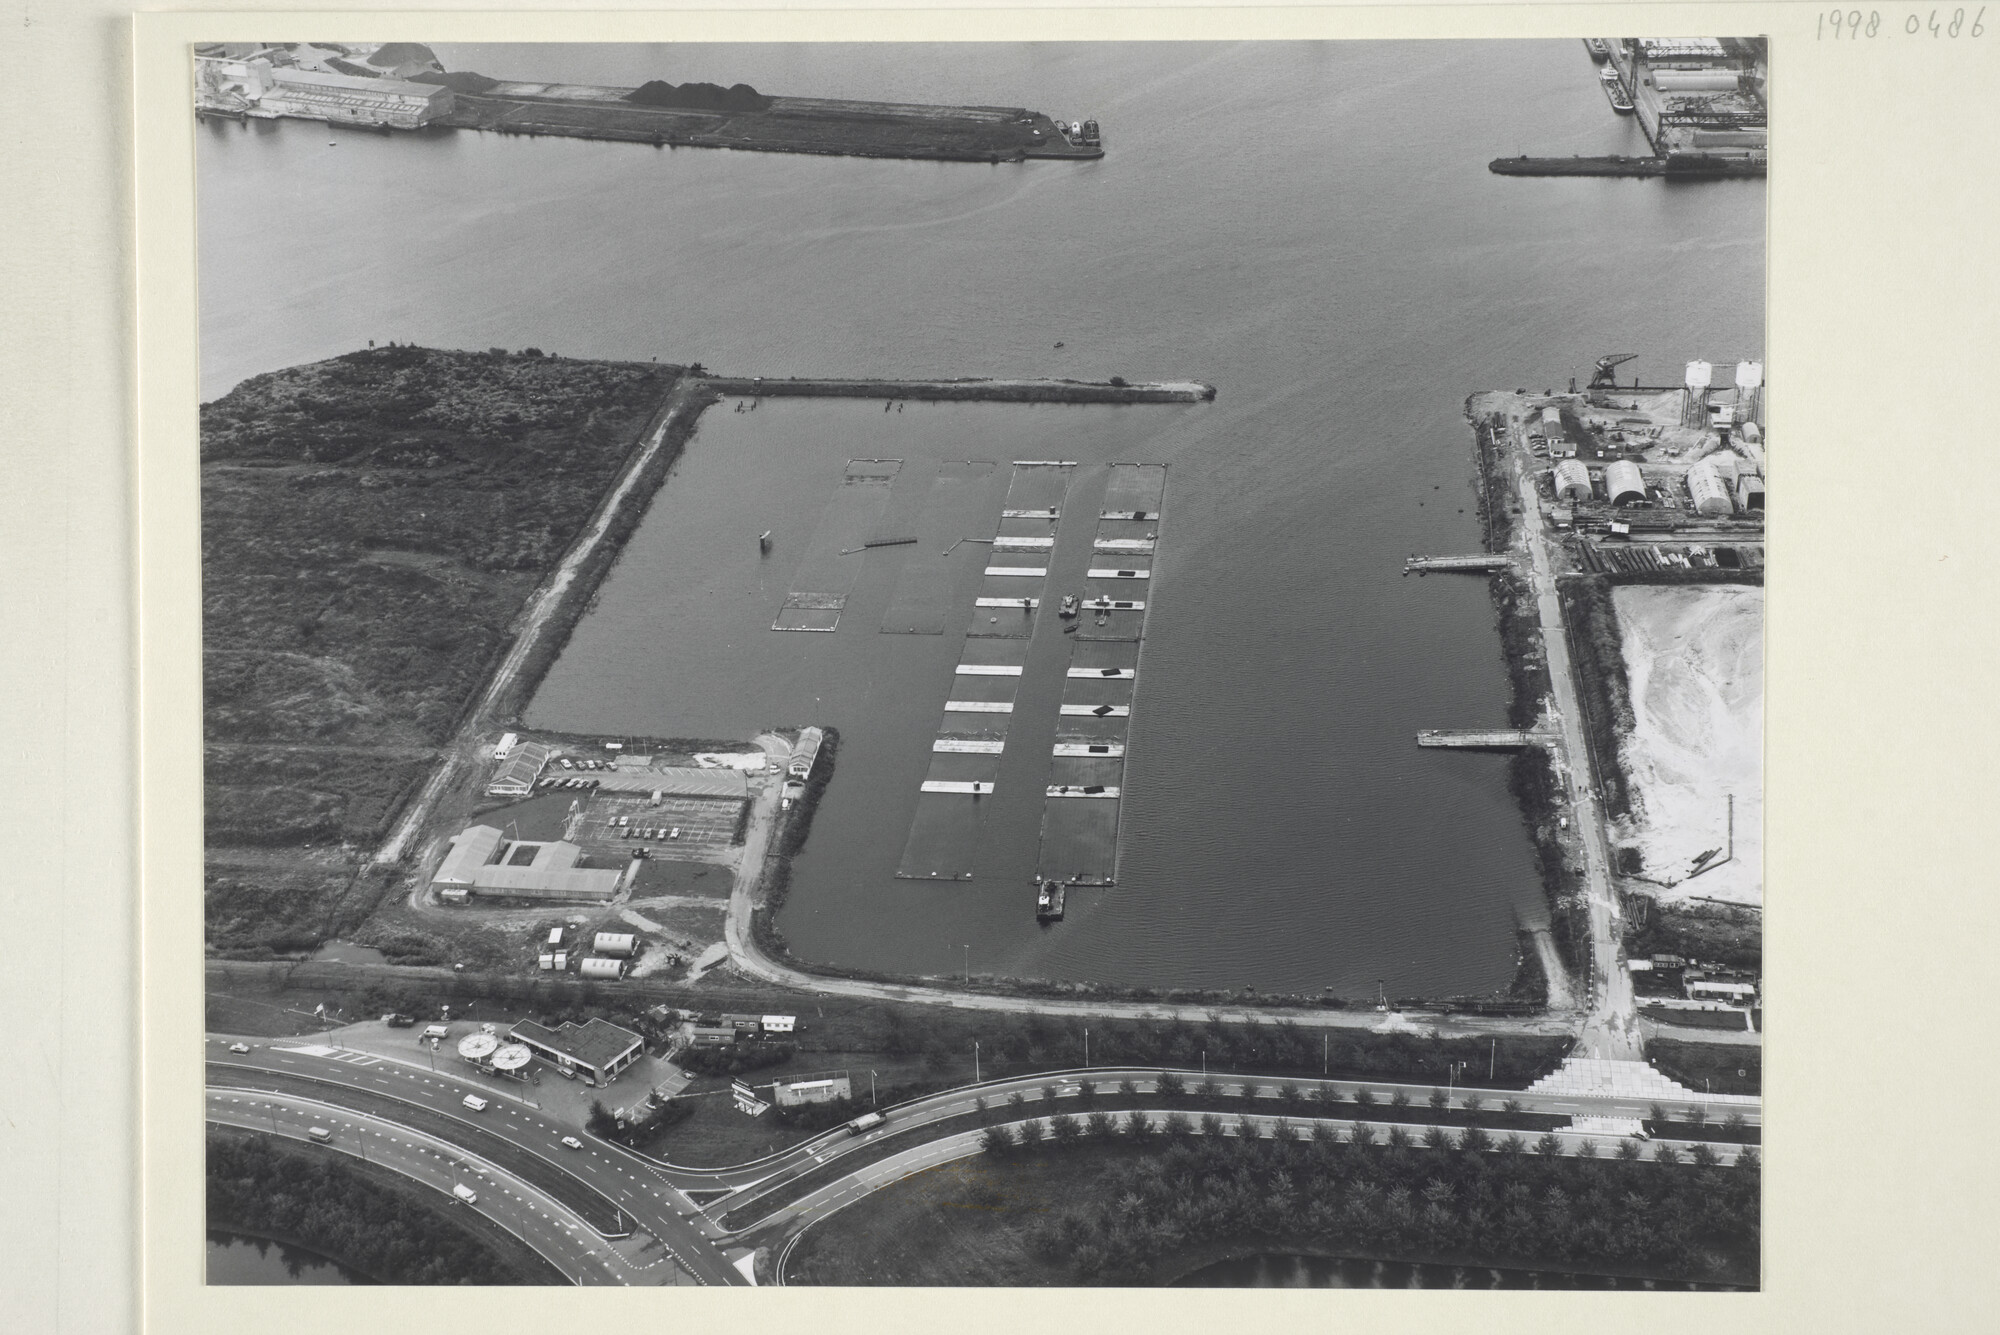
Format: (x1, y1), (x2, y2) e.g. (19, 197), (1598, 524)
(207, 1130), (542, 1285)
(983, 1112), (1758, 1286)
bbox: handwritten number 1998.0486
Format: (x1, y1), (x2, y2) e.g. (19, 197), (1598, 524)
(1820, 8), (1987, 36)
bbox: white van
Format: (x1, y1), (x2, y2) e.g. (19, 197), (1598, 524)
(453, 1183), (478, 1205)
(462, 1094), (489, 1112)
(307, 1126), (332, 1144)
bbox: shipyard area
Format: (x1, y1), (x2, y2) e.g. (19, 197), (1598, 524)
(1493, 36), (1767, 178)
(193, 41), (1105, 162)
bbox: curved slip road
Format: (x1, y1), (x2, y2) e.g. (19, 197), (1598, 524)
(206, 1089), (688, 1285)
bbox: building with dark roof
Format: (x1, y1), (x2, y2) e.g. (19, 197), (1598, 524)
(507, 1018), (644, 1086)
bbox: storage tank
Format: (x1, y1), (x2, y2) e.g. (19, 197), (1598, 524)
(1705, 451), (1743, 484)
(1687, 461), (1735, 516)
(1735, 474), (1765, 512)
(1604, 460), (1647, 507)
(1552, 460), (1593, 502)
(580, 957), (623, 980)
(1653, 70), (1742, 92)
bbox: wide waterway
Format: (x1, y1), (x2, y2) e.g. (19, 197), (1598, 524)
(198, 41), (1763, 996)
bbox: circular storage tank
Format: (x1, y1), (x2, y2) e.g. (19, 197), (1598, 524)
(1553, 460), (1593, 502)
(490, 1043), (532, 1073)
(1605, 460), (1647, 507)
(457, 1032), (498, 1062)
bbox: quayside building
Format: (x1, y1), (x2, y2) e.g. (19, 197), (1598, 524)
(194, 43), (455, 129)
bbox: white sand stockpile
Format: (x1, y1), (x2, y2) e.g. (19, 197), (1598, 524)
(1611, 585), (1762, 904)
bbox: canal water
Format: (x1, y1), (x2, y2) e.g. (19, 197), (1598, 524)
(1172, 1252), (1742, 1290)
(198, 41), (1763, 996)
(206, 1231), (371, 1285)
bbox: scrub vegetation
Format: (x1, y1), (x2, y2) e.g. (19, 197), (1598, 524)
(206, 1127), (552, 1284)
(200, 346), (677, 947)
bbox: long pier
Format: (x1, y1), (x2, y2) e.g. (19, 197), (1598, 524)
(1416, 729), (1555, 751)
(704, 375), (1215, 404)
(1404, 553), (1515, 575)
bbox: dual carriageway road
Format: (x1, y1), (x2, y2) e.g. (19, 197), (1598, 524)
(210, 1033), (1759, 1283)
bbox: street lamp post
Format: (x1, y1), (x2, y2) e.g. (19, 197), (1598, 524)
(962, 944), (970, 984)
(1083, 1027), (1089, 1068)
(973, 1040), (980, 1084)
(870, 1070), (878, 1106)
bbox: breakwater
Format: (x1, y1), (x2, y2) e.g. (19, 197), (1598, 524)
(1490, 155), (1765, 179)
(438, 85), (1102, 163)
(704, 375), (1215, 404)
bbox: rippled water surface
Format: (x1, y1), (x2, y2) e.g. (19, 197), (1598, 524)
(200, 40), (1762, 993)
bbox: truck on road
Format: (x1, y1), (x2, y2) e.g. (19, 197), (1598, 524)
(844, 1112), (886, 1135)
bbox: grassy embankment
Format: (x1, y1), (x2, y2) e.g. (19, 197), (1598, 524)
(784, 1120), (1758, 1287)
(207, 1126), (561, 1284)
(201, 346), (681, 957)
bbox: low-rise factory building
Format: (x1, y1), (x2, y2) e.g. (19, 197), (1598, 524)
(432, 824), (624, 903)
(1553, 459), (1593, 502)
(1604, 460), (1648, 507)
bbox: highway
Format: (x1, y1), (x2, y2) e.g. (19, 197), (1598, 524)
(210, 1034), (1760, 1254)
(206, 1089), (685, 1285)
(206, 1037), (747, 1285)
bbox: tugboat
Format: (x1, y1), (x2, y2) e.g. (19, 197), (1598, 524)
(1035, 879), (1067, 922)
(1058, 593), (1080, 619)
(1583, 37), (1611, 61)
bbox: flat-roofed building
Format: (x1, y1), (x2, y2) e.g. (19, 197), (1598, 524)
(431, 824), (624, 903)
(507, 1018), (644, 1086)
(773, 1075), (852, 1108)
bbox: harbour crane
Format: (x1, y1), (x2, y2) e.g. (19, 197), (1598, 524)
(1589, 352), (1639, 389)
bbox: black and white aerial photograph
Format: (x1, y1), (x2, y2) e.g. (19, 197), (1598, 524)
(196, 35), (1764, 1290)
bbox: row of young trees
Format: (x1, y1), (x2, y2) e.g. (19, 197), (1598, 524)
(207, 1131), (537, 1285)
(877, 1007), (1568, 1086)
(981, 1111), (1758, 1286)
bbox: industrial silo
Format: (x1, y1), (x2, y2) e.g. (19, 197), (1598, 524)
(1605, 460), (1647, 507)
(1687, 461), (1735, 516)
(1553, 460), (1593, 502)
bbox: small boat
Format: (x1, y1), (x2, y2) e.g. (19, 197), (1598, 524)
(1058, 593), (1080, 619)
(1054, 341), (1065, 349)
(758, 530), (773, 553)
(1583, 37), (1611, 61)
(1035, 880), (1066, 922)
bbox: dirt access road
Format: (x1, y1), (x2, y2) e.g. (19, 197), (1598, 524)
(376, 376), (709, 870)
(1515, 471), (1640, 1060)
